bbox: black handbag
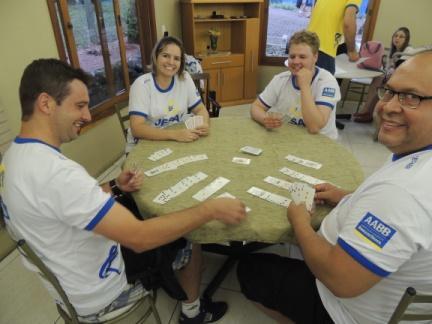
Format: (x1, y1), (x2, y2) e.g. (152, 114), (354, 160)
(121, 238), (188, 301)
(115, 192), (188, 301)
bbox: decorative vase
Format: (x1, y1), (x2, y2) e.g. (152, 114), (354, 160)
(209, 35), (218, 51)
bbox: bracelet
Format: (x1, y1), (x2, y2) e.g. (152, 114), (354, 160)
(109, 179), (123, 197)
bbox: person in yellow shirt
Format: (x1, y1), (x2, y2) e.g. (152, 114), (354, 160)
(308, 0), (362, 74)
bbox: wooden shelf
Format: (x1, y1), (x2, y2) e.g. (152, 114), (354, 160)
(181, 0), (262, 105)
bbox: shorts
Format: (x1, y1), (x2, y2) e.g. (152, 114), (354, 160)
(80, 242), (192, 322)
(172, 240), (193, 270)
(316, 51), (336, 75)
(237, 253), (333, 324)
(78, 281), (147, 323)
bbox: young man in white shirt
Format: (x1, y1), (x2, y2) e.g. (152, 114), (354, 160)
(2, 58), (246, 324)
(251, 30), (340, 140)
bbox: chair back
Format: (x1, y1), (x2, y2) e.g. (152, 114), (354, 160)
(16, 239), (161, 324)
(115, 101), (130, 140)
(190, 72), (221, 118)
(388, 287), (432, 323)
(17, 239), (81, 323)
(185, 54), (221, 118)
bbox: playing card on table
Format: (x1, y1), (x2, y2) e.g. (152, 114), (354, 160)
(285, 154), (322, 170)
(153, 191), (171, 204)
(232, 157), (251, 165)
(153, 172), (208, 205)
(247, 186), (291, 208)
(190, 154), (208, 161)
(144, 155), (208, 177)
(148, 148), (173, 161)
(193, 177), (230, 201)
(290, 182), (315, 211)
(264, 176), (292, 191)
(279, 167), (325, 186)
(144, 167), (162, 177)
(240, 146), (263, 156)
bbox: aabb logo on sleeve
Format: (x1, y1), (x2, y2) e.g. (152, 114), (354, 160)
(355, 212), (396, 250)
(322, 87), (336, 98)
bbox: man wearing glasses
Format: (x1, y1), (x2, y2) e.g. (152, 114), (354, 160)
(237, 51), (432, 323)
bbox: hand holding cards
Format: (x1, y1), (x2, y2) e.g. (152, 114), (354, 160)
(185, 116), (204, 130)
(290, 182), (315, 211)
(184, 115), (209, 138)
(264, 111), (283, 129)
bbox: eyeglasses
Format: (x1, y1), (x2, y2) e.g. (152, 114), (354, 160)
(377, 87), (432, 109)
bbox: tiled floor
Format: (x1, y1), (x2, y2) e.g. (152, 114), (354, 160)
(0, 102), (389, 324)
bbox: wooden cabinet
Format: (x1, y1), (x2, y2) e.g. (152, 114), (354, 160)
(201, 53), (244, 103)
(243, 18), (259, 99)
(180, 0), (262, 107)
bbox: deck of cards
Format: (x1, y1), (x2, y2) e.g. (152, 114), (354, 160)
(240, 146), (263, 156)
(232, 157), (251, 165)
(185, 116), (204, 129)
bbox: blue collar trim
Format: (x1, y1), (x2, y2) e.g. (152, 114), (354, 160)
(392, 144), (432, 161)
(14, 137), (61, 153)
(152, 73), (175, 93)
(291, 67), (319, 90)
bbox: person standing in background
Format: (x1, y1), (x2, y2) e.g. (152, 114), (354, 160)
(308, 0), (362, 74)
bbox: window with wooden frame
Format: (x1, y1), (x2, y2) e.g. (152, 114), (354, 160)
(259, 0), (381, 66)
(47, 0), (157, 122)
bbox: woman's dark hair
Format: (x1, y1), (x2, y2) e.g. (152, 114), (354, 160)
(150, 36), (185, 78)
(390, 27), (410, 58)
(19, 59), (90, 121)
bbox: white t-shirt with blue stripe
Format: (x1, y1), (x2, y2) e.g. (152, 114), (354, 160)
(2, 138), (127, 316)
(258, 67), (340, 140)
(126, 71), (202, 152)
(317, 147), (432, 323)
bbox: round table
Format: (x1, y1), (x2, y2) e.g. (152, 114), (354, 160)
(125, 116), (364, 243)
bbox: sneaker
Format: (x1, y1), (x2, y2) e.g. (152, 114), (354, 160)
(179, 300), (228, 324)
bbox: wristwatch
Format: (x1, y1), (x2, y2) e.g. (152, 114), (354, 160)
(109, 179), (123, 197)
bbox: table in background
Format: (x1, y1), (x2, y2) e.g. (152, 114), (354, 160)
(335, 53), (385, 79)
(125, 116), (363, 244)
(335, 54), (385, 123)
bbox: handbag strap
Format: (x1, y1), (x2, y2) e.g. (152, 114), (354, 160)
(365, 42), (382, 54)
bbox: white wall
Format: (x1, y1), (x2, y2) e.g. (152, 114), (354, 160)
(373, 0), (432, 47)
(257, 0), (432, 92)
